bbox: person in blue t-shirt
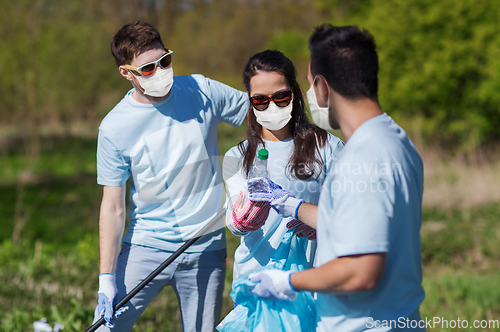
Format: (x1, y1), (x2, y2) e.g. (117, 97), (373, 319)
(93, 21), (249, 331)
(247, 25), (426, 331)
(217, 50), (344, 331)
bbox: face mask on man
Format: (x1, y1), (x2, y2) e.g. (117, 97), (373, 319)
(135, 66), (174, 97)
(307, 83), (332, 130)
(253, 99), (293, 131)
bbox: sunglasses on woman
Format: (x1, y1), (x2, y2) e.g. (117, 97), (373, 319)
(250, 90), (293, 111)
(123, 50), (173, 77)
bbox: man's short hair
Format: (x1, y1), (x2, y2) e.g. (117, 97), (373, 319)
(110, 20), (165, 67)
(309, 24), (379, 102)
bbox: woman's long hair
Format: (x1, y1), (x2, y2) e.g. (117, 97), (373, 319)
(240, 50), (329, 181)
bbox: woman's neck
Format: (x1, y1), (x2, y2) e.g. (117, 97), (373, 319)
(261, 125), (291, 141)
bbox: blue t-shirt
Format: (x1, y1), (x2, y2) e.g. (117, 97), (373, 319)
(315, 114), (425, 331)
(223, 134), (344, 279)
(97, 74), (249, 252)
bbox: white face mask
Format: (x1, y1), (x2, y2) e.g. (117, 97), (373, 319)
(135, 66), (174, 97)
(307, 84), (332, 130)
(253, 99), (293, 131)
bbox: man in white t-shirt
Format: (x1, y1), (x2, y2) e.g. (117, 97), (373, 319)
(247, 25), (425, 331)
(93, 21), (249, 331)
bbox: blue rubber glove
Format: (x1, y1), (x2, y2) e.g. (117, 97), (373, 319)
(248, 269), (298, 301)
(247, 178), (303, 219)
(97, 273), (118, 328)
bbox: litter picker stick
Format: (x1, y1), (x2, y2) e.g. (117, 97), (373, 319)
(86, 208), (226, 332)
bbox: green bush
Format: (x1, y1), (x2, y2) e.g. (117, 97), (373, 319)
(275, 0), (500, 151)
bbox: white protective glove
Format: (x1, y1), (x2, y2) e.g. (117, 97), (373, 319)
(247, 178), (303, 219)
(96, 273), (118, 327)
(248, 269), (298, 301)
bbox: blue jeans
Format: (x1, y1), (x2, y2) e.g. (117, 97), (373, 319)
(94, 242), (226, 332)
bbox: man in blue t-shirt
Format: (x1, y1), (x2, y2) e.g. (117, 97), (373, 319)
(247, 25), (425, 331)
(93, 21), (249, 331)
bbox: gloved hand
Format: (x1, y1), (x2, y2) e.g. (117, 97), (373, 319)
(248, 269), (298, 301)
(97, 273), (118, 328)
(286, 219), (317, 240)
(247, 178), (303, 219)
(232, 190), (271, 232)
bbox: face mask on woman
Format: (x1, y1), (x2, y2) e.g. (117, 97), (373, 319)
(307, 84), (332, 130)
(135, 66), (174, 97)
(253, 99), (293, 131)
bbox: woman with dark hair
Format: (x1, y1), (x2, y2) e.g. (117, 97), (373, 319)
(218, 50), (344, 331)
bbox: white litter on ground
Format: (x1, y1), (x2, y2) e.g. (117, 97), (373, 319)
(33, 318), (64, 332)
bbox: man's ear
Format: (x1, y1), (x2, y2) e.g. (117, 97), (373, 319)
(119, 66), (134, 81)
(315, 75), (330, 108)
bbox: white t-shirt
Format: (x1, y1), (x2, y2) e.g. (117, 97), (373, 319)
(223, 133), (344, 279)
(315, 113), (425, 331)
(97, 74), (249, 252)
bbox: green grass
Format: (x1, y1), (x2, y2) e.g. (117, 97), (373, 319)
(419, 205), (500, 331)
(1, 133), (499, 331)
(421, 266), (500, 331)
(421, 204), (500, 266)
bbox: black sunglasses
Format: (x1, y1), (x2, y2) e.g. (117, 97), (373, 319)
(250, 90), (293, 111)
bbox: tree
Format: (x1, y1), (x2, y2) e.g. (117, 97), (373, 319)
(343, 0), (500, 151)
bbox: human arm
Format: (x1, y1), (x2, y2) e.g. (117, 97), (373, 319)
(95, 184), (126, 326)
(99, 184), (127, 274)
(290, 253), (386, 293)
(203, 76), (250, 126)
(249, 253), (386, 301)
(295, 202), (318, 229)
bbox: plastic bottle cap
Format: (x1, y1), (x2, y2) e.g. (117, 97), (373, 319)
(257, 149), (269, 160)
